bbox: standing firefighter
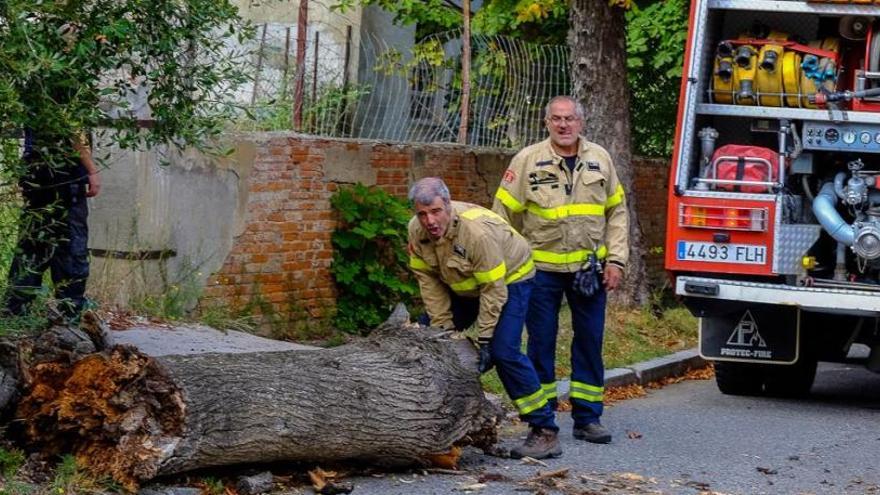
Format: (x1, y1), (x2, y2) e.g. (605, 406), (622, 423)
(4, 129), (100, 319)
(492, 96), (629, 444)
(407, 177), (561, 459)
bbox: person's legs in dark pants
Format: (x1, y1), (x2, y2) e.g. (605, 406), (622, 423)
(525, 270), (566, 410)
(565, 283), (610, 443)
(50, 184), (89, 317)
(492, 279), (561, 459)
(4, 190), (59, 316)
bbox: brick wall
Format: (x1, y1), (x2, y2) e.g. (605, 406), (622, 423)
(631, 157), (672, 288)
(199, 134), (669, 328)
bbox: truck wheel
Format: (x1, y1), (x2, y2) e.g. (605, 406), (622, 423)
(714, 361), (764, 396)
(762, 357), (818, 397)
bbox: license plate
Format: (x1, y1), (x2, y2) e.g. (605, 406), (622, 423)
(676, 241), (767, 265)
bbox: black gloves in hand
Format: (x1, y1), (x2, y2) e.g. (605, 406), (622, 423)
(572, 253), (603, 298)
(477, 338), (494, 374)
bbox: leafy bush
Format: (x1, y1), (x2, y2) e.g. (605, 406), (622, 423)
(626, 0), (689, 158)
(330, 184), (417, 333)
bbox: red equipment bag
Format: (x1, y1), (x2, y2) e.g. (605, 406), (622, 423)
(710, 144), (780, 193)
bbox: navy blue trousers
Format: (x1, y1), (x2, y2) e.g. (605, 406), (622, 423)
(6, 182), (90, 317)
(420, 280), (557, 430)
(526, 270), (607, 427)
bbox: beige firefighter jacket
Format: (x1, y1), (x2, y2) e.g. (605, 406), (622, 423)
(491, 137), (629, 273)
(408, 201), (535, 338)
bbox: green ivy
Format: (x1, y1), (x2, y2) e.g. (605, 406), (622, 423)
(626, 0), (689, 158)
(330, 184), (417, 334)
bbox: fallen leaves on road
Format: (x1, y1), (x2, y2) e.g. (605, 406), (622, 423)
(426, 445), (462, 470)
(477, 472), (511, 483)
(603, 365), (716, 406)
(646, 365), (715, 389)
(756, 466), (778, 475)
(308, 467), (353, 494)
(456, 482), (487, 491)
(520, 456), (549, 467)
(580, 471), (662, 494)
(626, 430), (643, 439)
(605, 384), (647, 404)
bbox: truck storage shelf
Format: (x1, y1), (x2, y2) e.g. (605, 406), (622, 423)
(676, 276), (880, 314)
(697, 103), (880, 124)
(708, 0), (880, 15)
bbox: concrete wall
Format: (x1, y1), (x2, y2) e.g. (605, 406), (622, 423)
(87, 134), (670, 330)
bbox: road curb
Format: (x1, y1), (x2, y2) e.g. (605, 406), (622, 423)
(556, 348), (707, 401)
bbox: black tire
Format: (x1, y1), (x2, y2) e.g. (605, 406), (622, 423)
(714, 361), (764, 396)
(762, 356), (818, 397)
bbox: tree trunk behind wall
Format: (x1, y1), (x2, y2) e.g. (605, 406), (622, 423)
(568, 1), (649, 306)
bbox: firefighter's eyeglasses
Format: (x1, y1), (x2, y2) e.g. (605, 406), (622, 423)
(547, 116), (580, 125)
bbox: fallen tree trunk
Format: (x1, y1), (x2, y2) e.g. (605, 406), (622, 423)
(13, 314), (501, 489)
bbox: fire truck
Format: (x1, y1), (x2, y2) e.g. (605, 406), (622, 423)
(665, 0), (880, 395)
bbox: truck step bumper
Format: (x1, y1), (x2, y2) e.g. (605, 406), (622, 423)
(676, 276), (880, 315)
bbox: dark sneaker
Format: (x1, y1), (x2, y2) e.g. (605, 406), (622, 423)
(510, 427), (563, 459)
(573, 423), (612, 444)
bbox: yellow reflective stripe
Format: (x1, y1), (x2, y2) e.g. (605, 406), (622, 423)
(449, 278), (478, 292)
(541, 382), (557, 399)
(409, 256), (432, 271)
(533, 245), (608, 264)
(526, 202), (604, 220)
(495, 188), (526, 213)
(572, 381), (603, 393)
(505, 258), (534, 284)
(570, 381), (604, 402)
(605, 185), (624, 209)
(513, 388), (548, 415)
(474, 262), (506, 284)
(460, 208), (505, 221)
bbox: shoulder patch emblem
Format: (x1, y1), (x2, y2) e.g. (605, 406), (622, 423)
(502, 169), (517, 184)
(587, 161), (601, 171)
(453, 244), (467, 258)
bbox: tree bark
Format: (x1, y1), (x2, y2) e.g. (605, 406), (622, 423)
(12, 315), (500, 490)
(568, 1), (649, 306)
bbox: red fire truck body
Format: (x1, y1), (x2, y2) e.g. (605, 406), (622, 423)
(666, 0), (880, 395)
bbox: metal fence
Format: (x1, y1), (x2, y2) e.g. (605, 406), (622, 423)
(238, 24), (570, 150)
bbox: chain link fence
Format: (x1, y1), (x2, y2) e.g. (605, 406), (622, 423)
(237, 24), (570, 150)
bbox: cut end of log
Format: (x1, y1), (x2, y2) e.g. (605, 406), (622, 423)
(16, 346), (184, 490)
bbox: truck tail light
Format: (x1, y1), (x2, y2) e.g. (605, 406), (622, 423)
(679, 205), (768, 231)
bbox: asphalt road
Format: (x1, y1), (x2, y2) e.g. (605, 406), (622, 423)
(343, 360), (880, 495)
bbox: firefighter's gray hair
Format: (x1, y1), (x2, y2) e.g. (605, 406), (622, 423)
(545, 95), (585, 121)
(409, 177), (451, 207)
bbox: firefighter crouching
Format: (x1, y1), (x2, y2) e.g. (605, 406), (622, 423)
(407, 177), (562, 459)
(492, 95), (629, 444)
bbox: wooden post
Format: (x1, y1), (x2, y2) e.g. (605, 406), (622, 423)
(251, 24), (268, 106)
(282, 27), (291, 96)
(458, 0), (471, 145)
(341, 25), (353, 134)
(310, 31), (320, 131)
(293, 0), (309, 130)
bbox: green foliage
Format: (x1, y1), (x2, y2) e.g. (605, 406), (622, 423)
(0, 0), (253, 172)
(47, 454), (120, 494)
(330, 184), (417, 334)
(0, 447), (25, 480)
(0, 0), (252, 320)
(334, 0), (569, 43)
(626, 0), (689, 157)
(199, 477), (226, 495)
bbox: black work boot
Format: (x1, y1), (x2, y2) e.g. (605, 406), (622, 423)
(573, 423), (612, 444)
(510, 427), (562, 459)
